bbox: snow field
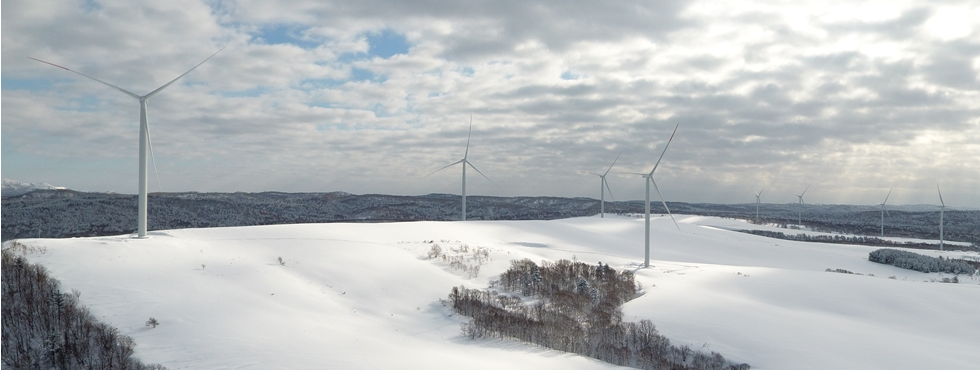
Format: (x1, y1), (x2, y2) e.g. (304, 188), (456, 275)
(11, 215), (980, 369)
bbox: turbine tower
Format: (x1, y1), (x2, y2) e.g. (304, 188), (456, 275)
(937, 184), (945, 251)
(30, 48), (224, 238)
(796, 184), (810, 226)
(621, 124), (680, 268)
(588, 153), (621, 218)
(880, 188), (892, 237)
(755, 188), (765, 222)
(427, 116), (495, 221)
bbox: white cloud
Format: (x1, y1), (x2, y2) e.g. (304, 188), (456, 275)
(923, 7), (974, 41)
(2, 0), (978, 207)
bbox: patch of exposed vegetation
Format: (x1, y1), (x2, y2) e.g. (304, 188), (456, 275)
(446, 259), (749, 369)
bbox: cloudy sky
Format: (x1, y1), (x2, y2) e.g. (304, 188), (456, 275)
(3, 0), (979, 208)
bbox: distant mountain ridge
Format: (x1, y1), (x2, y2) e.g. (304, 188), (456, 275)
(3, 188), (978, 245)
(1, 178), (65, 197)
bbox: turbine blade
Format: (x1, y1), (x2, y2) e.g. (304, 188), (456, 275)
(145, 121), (164, 193)
(465, 160), (497, 186)
(145, 46), (225, 98)
(29, 57), (141, 99)
(651, 177), (680, 231)
(613, 171), (647, 176)
(463, 115), (472, 160)
(602, 152), (622, 177)
(648, 123), (679, 176)
(801, 183), (810, 197)
(883, 188), (892, 205)
(937, 184), (944, 207)
(425, 159), (464, 177)
(604, 177), (615, 201)
(758, 188), (765, 197)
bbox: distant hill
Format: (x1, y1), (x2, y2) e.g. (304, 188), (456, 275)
(1, 178), (65, 197)
(3, 189), (978, 246)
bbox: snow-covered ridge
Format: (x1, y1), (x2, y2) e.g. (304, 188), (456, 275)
(1, 178), (64, 197)
(6, 215), (978, 369)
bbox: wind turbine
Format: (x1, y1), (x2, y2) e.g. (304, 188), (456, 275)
(587, 152), (621, 218)
(937, 184), (945, 251)
(796, 184), (810, 226)
(426, 116), (495, 221)
(755, 188), (765, 222)
(880, 188), (892, 237)
(621, 124), (680, 268)
(30, 47), (224, 238)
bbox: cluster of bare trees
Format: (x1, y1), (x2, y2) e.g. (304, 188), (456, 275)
(448, 259), (749, 369)
(1, 246), (164, 369)
(429, 243), (490, 279)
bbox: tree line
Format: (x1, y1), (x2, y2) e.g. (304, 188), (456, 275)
(738, 229), (979, 253)
(1, 243), (164, 369)
(868, 248), (979, 275)
(447, 259), (749, 369)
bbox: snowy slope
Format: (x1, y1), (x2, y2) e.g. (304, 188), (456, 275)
(9, 216), (979, 369)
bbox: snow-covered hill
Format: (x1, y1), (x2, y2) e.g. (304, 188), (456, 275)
(7, 215), (979, 369)
(1, 178), (64, 197)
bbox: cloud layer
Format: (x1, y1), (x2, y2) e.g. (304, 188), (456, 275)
(3, 0), (979, 207)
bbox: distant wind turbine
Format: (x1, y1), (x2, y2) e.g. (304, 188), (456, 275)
(30, 47), (224, 238)
(937, 184), (945, 251)
(620, 124), (680, 268)
(755, 188), (765, 222)
(586, 153), (621, 218)
(880, 188), (892, 237)
(426, 116), (495, 221)
(796, 184), (810, 226)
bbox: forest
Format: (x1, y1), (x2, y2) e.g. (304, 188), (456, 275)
(447, 258), (750, 370)
(868, 248), (980, 275)
(1, 243), (164, 369)
(4, 189), (978, 247)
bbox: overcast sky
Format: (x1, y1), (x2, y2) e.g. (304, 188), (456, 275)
(3, 0), (979, 208)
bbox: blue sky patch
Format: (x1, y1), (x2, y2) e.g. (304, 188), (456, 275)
(2, 78), (57, 90)
(560, 70), (579, 80)
(220, 87), (270, 98)
(300, 78), (346, 89)
(350, 67), (387, 83)
(366, 29), (410, 59)
(256, 24), (320, 49)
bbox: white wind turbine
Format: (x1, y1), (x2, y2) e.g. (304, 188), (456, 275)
(30, 48), (224, 238)
(587, 152), (621, 218)
(937, 184), (945, 251)
(620, 124), (680, 268)
(427, 116), (495, 221)
(755, 188), (765, 222)
(796, 184), (810, 226)
(880, 188), (892, 237)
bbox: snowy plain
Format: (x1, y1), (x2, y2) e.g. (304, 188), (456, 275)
(8, 215), (980, 369)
